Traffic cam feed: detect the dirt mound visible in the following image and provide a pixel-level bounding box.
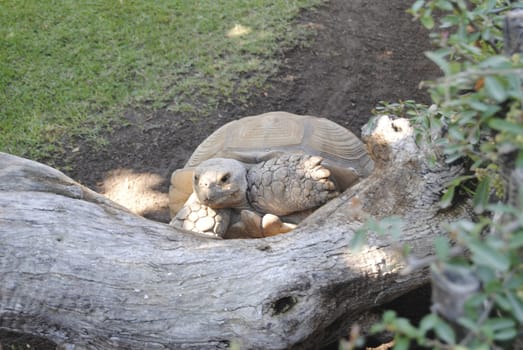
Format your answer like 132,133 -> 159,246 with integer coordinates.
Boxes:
65,0 -> 439,223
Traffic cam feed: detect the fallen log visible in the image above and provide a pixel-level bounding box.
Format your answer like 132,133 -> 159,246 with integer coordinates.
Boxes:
0,115 -> 471,349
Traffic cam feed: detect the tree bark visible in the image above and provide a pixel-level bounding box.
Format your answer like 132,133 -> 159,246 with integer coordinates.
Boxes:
0,116 -> 471,349
504,9 -> 523,55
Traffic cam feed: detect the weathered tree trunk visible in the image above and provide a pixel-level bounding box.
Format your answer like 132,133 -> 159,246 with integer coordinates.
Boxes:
504,9 -> 523,56
0,116 -> 471,349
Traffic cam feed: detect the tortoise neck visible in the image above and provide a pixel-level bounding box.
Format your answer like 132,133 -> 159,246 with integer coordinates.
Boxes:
235,170 -> 252,210
244,166 -> 263,213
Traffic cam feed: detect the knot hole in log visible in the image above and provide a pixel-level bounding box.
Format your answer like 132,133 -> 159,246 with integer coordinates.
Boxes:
271,296 -> 299,315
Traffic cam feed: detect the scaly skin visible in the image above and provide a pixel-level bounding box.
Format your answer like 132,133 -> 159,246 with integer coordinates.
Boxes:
170,155 -> 339,237
170,193 -> 231,237
247,154 -> 339,216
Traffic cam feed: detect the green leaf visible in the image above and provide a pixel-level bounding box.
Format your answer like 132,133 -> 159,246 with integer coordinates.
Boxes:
383,310 -> 397,323
471,126 -> 482,146
461,43 -> 482,55
435,0 -> 453,11
485,0 -> 497,11
425,51 -> 450,75
350,230 -> 367,251
468,99 -> 491,112
420,12 -> 435,29
517,151 -> 523,168
479,55 -> 509,69
448,125 -> 466,141
506,291 -> 523,323
508,74 -> 523,99
393,336 -> 410,350
429,114 -> 443,130
411,0 -> 425,13
509,232 -> 523,249
464,292 -> 488,317
434,319 -> 456,344
489,118 -> 523,135
457,316 -> 478,332
394,318 -> 419,338
465,291 -> 488,307
478,104 -> 502,118
441,14 -> 460,27
381,216 -> 403,240
506,275 -> 523,290
493,294 -> 511,311
484,76 -> 507,102
475,265 -> 495,283
454,346 -> 473,350
370,322 -> 386,334
457,110 -> 479,125
487,202 -> 519,215
444,152 -> 464,164
440,185 -> 455,209
482,26 -> 491,41
480,325 -> 495,342
434,236 -> 450,261
484,279 -> 503,293
485,318 -> 516,331
493,328 -> 517,341
473,177 -> 490,214
447,177 -> 472,188
419,314 -> 438,335
469,239 -> 510,272
470,344 -> 490,350
456,0 -> 466,11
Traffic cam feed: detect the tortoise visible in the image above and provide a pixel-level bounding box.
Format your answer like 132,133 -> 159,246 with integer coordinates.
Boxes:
168,111 -> 374,238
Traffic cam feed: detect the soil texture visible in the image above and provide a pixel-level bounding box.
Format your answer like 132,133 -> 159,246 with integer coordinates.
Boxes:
62,0 -> 440,223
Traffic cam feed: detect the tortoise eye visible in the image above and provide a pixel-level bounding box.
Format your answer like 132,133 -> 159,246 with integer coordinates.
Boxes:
193,174 -> 199,182
220,174 -> 230,183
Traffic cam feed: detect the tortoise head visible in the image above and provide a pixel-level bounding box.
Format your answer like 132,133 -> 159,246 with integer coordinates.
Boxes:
193,158 -> 248,209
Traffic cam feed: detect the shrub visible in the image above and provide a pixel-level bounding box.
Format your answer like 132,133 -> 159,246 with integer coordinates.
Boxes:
352,1 -> 523,349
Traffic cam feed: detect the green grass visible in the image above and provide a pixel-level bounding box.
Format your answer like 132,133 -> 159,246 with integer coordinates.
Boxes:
0,0 -> 321,160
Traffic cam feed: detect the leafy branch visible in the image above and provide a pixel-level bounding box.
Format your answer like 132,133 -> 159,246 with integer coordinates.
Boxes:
358,1 -> 523,349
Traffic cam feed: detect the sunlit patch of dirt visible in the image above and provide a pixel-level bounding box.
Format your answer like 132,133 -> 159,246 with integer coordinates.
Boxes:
100,169 -> 169,220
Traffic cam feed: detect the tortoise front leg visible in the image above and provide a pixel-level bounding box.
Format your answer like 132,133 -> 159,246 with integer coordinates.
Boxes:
169,193 -> 231,238
225,210 -> 296,239
247,154 -> 339,215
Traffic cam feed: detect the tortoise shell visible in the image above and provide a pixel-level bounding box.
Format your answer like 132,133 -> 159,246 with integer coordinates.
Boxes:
169,111 -> 374,217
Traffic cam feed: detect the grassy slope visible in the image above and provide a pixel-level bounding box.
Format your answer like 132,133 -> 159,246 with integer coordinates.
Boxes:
0,0 -> 321,160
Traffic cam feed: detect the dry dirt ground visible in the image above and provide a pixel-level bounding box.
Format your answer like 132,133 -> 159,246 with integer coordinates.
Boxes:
2,0 -> 441,348
63,0 -> 440,224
